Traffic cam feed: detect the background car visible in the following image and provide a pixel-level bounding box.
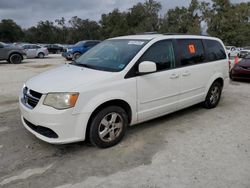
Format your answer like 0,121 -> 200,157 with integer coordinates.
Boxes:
44,44 -> 64,54
230,54 -> 250,80
21,44 -> 49,58
0,42 -> 26,64
226,46 -> 240,58
62,40 -> 100,60
239,47 -> 250,58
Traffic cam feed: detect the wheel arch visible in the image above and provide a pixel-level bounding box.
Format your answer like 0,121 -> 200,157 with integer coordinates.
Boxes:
85,99 -> 132,140
205,75 -> 224,96
8,52 -> 23,60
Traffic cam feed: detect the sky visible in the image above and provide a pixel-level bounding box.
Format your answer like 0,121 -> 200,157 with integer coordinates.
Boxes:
0,0 -> 248,28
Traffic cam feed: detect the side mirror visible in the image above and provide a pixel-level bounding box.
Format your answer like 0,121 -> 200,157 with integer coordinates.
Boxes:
138,61 -> 157,74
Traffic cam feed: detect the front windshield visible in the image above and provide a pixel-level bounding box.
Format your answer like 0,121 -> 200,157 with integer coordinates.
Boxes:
75,39 -> 148,72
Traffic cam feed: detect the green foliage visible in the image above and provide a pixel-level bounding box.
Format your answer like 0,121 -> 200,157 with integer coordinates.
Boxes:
0,0 -> 249,46
0,19 -> 24,42
160,0 -> 201,34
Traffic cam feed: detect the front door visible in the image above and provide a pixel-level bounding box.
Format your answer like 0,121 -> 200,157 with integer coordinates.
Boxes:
136,40 -> 180,122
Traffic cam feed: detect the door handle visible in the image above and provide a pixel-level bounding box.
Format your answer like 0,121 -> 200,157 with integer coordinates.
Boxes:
182,71 -> 191,77
170,73 -> 179,79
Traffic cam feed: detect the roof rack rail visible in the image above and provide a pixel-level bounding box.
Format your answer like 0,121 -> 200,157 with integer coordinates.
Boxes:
136,32 -> 159,35
163,32 -> 210,36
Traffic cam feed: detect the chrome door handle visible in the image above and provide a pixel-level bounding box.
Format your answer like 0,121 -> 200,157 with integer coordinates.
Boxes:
170,73 -> 179,79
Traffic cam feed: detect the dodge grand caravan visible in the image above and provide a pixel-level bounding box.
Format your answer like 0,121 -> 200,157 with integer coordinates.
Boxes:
19,34 -> 229,148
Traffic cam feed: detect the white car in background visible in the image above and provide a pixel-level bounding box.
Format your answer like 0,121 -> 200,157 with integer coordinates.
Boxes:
226,46 -> 239,58
21,44 -> 49,58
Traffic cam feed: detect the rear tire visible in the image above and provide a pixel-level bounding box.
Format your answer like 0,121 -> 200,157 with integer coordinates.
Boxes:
9,54 -> 22,64
203,82 -> 222,109
38,52 -> 45,58
89,106 -> 128,148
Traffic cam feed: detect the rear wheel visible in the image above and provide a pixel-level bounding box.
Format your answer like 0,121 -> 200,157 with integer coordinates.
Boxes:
203,82 -> 222,109
89,106 -> 128,148
38,52 -> 45,58
9,53 -> 22,64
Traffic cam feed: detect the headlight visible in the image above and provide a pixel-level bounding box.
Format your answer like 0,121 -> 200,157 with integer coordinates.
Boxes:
43,92 -> 79,110
67,49 -> 73,52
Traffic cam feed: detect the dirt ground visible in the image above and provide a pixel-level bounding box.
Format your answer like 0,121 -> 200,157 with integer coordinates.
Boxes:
0,55 -> 249,188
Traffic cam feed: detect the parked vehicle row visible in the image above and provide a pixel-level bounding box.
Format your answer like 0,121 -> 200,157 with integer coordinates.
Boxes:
226,46 -> 250,58
20,34 -> 229,148
21,44 -> 49,59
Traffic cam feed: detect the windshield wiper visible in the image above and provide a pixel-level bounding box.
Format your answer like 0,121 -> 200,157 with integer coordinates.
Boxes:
70,60 -> 94,69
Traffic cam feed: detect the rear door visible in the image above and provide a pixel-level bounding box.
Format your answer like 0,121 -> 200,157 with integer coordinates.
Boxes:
136,40 -> 181,122
176,39 -> 212,109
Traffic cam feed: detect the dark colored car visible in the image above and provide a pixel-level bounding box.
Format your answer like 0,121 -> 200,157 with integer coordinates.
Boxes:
62,40 -> 100,60
0,42 -> 26,64
230,54 -> 250,80
45,44 -> 64,54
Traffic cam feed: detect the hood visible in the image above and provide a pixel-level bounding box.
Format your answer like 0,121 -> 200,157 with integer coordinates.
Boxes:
25,64 -> 114,93
238,58 -> 250,67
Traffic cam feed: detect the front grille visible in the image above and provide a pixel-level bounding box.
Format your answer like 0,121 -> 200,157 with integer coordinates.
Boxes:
23,118 -> 58,138
23,87 -> 42,109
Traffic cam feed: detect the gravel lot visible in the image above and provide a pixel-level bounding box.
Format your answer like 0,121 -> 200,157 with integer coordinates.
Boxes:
0,55 -> 249,188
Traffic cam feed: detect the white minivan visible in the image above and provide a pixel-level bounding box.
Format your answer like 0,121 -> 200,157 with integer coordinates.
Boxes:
19,34 -> 229,148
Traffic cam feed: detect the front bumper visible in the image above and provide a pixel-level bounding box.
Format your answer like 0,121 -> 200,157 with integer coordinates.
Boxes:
230,68 -> 250,80
62,52 -> 73,59
19,96 -> 90,144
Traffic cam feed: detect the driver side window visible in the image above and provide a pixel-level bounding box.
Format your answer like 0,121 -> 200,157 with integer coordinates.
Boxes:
139,40 -> 175,71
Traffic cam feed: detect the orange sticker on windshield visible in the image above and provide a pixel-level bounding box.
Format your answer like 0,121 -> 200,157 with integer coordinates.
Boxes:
188,44 -> 196,54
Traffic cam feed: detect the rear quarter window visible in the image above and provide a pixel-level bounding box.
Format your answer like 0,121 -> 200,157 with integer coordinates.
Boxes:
203,39 -> 227,61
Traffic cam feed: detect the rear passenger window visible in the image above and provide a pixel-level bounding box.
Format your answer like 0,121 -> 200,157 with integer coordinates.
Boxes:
139,40 -> 175,71
177,39 -> 205,66
203,40 -> 226,61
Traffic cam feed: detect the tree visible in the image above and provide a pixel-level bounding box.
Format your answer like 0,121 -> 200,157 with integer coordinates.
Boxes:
127,0 -> 161,33
206,0 -> 250,46
100,9 -> 129,39
160,0 -> 201,34
0,19 -> 24,42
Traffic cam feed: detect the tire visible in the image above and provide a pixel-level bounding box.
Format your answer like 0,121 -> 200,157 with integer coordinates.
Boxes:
89,106 -> 128,148
203,81 -> 222,109
9,53 -> 22,64
73,52 -> 81,60
38,52 -> 45,58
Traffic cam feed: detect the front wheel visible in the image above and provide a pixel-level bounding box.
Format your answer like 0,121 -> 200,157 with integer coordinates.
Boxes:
89,106 -> 128,148
73,52 -> 81,60
203,82 -> 222,109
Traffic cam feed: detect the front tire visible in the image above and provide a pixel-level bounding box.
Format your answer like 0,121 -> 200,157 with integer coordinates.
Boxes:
9,53 -> 22,64
89,106 -> 128,148
73,52 -> 81,60
203,82 -> 222,109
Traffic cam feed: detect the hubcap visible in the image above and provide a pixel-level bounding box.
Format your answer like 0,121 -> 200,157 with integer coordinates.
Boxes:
11,55 -> 21,63
98,112 -> 123,142
210,86 -> 220,104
